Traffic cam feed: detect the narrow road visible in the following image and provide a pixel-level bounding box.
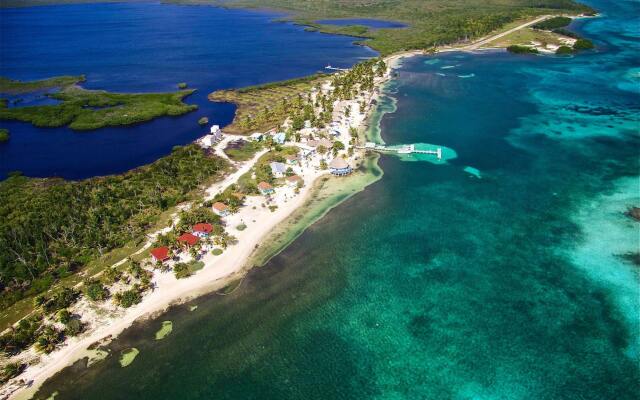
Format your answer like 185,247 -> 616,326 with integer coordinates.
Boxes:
465,15 -> 551,50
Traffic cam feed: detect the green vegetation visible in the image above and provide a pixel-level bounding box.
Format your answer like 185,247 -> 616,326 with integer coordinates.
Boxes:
0,75 -> 85,94
0,85 -> 198,130
0,128 -> 9,143
237,146 -> 299,193
155,321 -> 173,340
209,74 -> 327,134
35,325 -> 64,353
213,57 -> 384,139
532,16 -> 572,30
224,139 -> 264,161
119,347 -> 139,367
211,248 -> 223,256
83,279 -> 110,301
0,314 -> 43,355
173,0 -> 593,55
507,45 -> 539,54
556,45 -> 575,54
573,38 -> 594,50
173,260 -> 205,279
35,287 -> 79,314
0,145 -> 228,311
114,285 -> 143,308
1,362 -> 25,384
178,82 -> 188,89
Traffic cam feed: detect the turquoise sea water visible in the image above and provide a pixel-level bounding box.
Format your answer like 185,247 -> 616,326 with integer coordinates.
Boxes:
34,0 -> 639,398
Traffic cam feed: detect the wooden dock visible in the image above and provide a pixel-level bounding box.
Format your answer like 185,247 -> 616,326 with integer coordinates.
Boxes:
359,143 -> 442,160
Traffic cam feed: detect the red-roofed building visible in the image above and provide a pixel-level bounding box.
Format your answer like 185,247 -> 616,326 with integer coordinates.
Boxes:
212,202 -> 230,217
286,175 -> 303,188
257,181 -> 274,195
177,233 -> 199,248
150,246 -> 170,263
192,223 -> 213,238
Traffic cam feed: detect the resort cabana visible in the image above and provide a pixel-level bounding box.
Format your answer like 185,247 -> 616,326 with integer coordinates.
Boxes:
192,223 -> 213,238
272,132 -> 286,144
150,246 -> 170,263
329,157 -> 352,176
212,202 -> 230,217
257,181 -> 274,196
270,162 -> 287,178
286,175 -> 303,188
177,233 -> 199,249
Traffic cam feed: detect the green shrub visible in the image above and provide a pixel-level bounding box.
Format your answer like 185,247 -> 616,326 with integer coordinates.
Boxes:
507,45 -> 538,54
533,16 -> 572,30
114,286 -> 143,308
64,318 -> 84,336
556,45 -> 575,55
84,279 -> 109,301
573,38 -> 594,50
0,362 -> 25,384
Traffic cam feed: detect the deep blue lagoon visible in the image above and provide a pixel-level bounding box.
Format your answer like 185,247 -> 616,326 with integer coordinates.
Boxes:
30,0 -> 640,398
0,2 -> 375,179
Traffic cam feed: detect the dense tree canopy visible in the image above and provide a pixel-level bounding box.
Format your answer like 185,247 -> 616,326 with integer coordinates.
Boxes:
0,145 -> 228,309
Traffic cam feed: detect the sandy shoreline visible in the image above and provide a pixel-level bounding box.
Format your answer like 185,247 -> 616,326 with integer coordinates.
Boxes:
4,15 -> 553,397
3,55 -> 396,400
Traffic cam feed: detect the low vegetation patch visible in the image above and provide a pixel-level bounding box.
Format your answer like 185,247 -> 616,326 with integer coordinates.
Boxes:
224,139 -> 263,161
532,16 -> 572,30
0,84 -> 197,130
507,45 -> 539,54
0,75 -> 85,94
209,74 -> 328,134
173,261 -> 204,279
0,128 -> 9,143
556,45 -> 575,55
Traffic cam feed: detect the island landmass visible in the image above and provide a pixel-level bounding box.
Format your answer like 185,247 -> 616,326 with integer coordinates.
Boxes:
0,82 -> 198,130
0,3 -> 602,398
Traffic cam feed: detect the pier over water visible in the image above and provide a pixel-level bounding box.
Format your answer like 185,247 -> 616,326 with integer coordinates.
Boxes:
361,142 -> 443,160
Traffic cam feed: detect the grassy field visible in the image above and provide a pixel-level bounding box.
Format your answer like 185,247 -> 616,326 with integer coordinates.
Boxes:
209,74 -> 327,134
224,139 -> 264,161
0,85 -> 198,130
170,0 -> 594,55
0,75 -> 85,93
488,26 -> 569,47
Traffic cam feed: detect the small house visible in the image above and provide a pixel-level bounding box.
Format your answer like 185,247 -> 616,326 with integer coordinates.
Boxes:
177,233 -> 199,249
150,247 -> 170,263
210,124 -> 222,137
272,132 -> 286,145
212,202 -> 230,217
192,223 -> 213,238
270,162 -> 287,178
257,181 -> 274,195
286,175 -> 303,188
250,132 -> 263,142
329,157 -> 352,176
297,144 -> 316,159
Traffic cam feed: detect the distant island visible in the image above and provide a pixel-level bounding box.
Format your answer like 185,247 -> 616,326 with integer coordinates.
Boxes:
0,77 -> 198,130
